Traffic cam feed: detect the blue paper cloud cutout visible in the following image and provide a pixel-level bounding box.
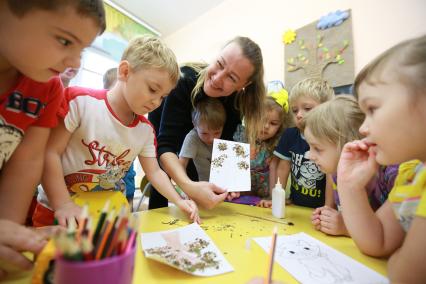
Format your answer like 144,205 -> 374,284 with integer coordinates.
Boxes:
317,10 -> 349,30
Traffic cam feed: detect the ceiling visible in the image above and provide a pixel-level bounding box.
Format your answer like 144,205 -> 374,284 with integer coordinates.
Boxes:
110,0 -> 225,37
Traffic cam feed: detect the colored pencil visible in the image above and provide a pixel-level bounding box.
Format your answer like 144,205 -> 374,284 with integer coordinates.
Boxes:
95,209 -> 116,260
264,226 -> 278,284
92,200 -> 110,245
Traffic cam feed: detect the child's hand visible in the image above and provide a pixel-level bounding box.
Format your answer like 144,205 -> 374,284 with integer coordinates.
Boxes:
175,199 -> 201,224
54,201 -> 82,227
337,140 -> 379,192
0,220 -> 47,279
257,199 -> 272,208
317,206 -> 348,236
311,207 -> 323,231
226,192 -> 240,201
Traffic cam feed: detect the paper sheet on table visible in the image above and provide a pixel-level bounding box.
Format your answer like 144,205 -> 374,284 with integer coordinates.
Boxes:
209,139 -> 251,192
254,232 -> 388,284
141,223 -> 234,276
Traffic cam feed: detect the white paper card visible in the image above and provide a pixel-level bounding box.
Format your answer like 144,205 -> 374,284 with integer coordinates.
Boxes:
254,232 -> 388,284
209,139 -> 251,192
141,223 -> 234,276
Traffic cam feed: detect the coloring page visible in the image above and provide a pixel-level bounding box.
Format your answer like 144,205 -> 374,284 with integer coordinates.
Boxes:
141,223 -> 234,276
209,139 -> 251,192
254,232 -> 388,284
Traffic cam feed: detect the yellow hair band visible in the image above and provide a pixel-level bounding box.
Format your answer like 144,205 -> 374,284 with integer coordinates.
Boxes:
269,89 -> 289,113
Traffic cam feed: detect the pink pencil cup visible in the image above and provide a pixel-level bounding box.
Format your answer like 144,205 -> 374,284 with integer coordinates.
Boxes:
54,246 -> 136,284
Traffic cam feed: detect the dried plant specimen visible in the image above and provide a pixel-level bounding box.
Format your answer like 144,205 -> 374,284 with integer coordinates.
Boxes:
145,237 -> 220,273
211,154 -> 227,169
237,161 -> 249,170
233,144 -> 248,158
217,142 -> 228,151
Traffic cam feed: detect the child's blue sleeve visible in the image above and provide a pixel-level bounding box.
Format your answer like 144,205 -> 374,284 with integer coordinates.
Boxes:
124,162 -> 136,198
273,128 -> 293,160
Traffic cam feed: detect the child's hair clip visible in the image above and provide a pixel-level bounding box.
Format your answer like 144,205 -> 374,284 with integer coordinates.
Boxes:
269,89 -> 289,113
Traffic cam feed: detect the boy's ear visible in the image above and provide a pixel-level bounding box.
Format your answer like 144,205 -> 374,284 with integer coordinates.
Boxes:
118,60 -> 130,82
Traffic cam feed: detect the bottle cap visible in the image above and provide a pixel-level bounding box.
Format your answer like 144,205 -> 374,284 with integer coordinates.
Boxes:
276,178 -> 282,188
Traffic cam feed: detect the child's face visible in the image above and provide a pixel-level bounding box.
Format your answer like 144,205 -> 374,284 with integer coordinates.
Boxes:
123,67 -> 175,115
258,109 -> 281,141
291,96 -> 321,129
0,6 -> 100,82
358,81 -> 426,164
304,127 -> 340,174
195,123 -> 223,145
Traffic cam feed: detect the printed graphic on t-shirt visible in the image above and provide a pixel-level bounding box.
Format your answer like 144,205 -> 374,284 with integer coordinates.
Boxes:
0,117 -> 23,168
64,139 -> 132,194
290,151 -> 324,199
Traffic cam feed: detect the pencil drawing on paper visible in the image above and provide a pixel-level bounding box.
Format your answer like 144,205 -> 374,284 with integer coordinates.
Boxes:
254,232 -> 389,284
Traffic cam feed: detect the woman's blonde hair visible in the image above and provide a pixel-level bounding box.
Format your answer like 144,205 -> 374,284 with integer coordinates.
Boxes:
121,35 -> 179,85
187,37 -> 266,144
304,95 -> 365,150
354,35 -> 426,98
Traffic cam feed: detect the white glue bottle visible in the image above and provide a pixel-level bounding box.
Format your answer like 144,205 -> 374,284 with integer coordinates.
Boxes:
272,178 -> 286,218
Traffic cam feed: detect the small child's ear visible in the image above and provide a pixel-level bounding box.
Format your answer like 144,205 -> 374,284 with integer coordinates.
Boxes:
118,60 -> 130,82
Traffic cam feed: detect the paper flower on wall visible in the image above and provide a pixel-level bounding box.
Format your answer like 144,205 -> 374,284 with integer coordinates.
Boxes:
317,10 -> 349,30
282,30 -> 296,45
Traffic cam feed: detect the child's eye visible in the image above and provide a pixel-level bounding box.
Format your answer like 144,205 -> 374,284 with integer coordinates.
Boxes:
366,106 -> 376,115
57,37 -> 72,47
304,107 -> 312,112
149,87 -> 157,93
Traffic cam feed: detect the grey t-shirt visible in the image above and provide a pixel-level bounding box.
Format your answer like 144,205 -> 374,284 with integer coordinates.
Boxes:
179,129 -> 212,181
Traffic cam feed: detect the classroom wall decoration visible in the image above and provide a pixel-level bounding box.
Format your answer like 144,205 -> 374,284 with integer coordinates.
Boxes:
91,3 -> 156,61
284,9 -> 354,89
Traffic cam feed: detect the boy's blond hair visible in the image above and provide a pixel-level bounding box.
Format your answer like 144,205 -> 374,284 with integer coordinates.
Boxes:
121,35 -> 179,85
103,67 -> 117,90
6,0 -> 106,33
304,95 -> 365,150
192,98 -> 226,130
289,77 -> 334,104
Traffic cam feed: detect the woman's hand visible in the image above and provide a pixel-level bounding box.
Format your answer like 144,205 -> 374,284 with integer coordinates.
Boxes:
175,199 -> 201,224
184,181 -> 228,209
226,192 -> 240,201
54,201 -> 82,227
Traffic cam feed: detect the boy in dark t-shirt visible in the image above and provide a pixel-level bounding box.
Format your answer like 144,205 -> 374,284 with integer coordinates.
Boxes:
272,78 -> 334,208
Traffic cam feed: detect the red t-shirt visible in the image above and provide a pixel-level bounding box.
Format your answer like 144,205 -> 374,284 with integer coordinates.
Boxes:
0,75 -> 63,168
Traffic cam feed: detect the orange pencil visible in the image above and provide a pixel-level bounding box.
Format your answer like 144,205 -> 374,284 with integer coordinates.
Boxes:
264,226 -> 278,284
105,207 -> 129,257
95,209 -> 116,260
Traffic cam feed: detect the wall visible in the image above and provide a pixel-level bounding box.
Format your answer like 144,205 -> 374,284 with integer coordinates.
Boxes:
164,0 -> 426,83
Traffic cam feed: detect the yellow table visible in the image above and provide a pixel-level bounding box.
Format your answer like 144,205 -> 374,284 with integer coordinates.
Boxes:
133,203 -> 387,283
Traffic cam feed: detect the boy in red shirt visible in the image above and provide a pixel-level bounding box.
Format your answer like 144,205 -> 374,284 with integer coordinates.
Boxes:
0,0 -> 105,278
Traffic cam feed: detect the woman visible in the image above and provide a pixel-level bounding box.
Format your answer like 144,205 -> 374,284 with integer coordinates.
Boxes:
149,36 -> 265,209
